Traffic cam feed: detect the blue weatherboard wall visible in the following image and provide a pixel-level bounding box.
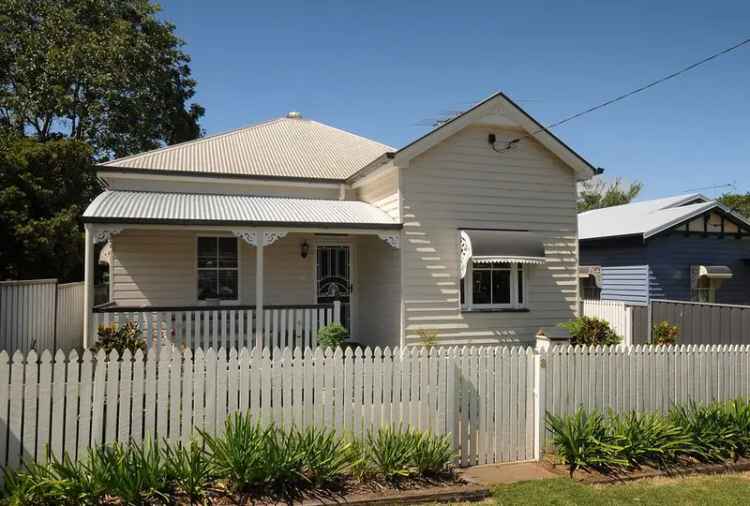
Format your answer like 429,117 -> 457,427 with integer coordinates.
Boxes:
581,234 -> 750,304
600,266 -> 650,305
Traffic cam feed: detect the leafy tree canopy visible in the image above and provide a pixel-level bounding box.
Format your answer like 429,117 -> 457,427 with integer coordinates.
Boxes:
0,0 -> 204,158
718,192 -> 750,220
0,133 -> 98,281
578,178 -> 643,212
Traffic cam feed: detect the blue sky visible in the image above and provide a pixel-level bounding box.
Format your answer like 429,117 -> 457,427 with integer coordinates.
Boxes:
159,1 -> 749,199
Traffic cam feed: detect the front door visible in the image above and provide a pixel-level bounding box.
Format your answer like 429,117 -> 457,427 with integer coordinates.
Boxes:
316,245 -> 352,332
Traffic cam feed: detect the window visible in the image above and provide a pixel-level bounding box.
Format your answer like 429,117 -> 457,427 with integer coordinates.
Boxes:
460,261 -> 526,309
197,237 -> 238,301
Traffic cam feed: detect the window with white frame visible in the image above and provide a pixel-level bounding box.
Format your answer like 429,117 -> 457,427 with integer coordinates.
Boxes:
460,261 -> 526,309
197,237 -> 239,301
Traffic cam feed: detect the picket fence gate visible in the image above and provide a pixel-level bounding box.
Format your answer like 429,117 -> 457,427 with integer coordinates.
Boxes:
0,345 -> 537,471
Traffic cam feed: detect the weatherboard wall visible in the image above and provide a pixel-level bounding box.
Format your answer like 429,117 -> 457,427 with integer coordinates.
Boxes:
400,125 -> 580,346
581,234 -> 750,304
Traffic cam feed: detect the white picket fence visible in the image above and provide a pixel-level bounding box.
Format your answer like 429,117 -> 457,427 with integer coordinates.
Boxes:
93,302 -> 341,352
0,279 -> 84,353
580,299 -> 633,345
4,344 -> 750,472
0,345 -> 536,471
543,344 -> 750,419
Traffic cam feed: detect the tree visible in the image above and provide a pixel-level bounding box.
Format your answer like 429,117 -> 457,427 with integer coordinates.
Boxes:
0,133 -> 98,281
718,192 -> 750,220
0,0 -> 204,158
0,0 -> 204,282
578,178 -> 643,212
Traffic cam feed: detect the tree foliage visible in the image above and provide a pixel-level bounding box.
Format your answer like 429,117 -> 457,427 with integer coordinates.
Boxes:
718,192 -> 750,220
0,133 -> 98,281
0,0 -> 204,158
0,0 -> 204,282
578,178 -> 643,212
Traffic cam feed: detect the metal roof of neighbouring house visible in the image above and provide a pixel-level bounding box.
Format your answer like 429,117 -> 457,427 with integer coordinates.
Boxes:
98,117 -> 394,180
578,193 -> 750,241
83,191 -> 401,229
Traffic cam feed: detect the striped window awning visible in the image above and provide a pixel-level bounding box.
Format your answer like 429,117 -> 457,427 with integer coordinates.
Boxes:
460,229 -> 546,278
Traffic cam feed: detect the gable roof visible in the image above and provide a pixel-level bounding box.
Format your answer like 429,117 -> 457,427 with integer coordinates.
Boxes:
578,193 -> 750,240
387,92 -> 597,181
99,117 -> 394,180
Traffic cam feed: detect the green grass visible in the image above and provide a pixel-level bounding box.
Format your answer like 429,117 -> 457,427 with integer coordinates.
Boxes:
488,474 -> 750,505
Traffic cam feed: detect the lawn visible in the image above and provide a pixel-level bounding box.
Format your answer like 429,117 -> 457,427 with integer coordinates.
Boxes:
444,473 -> 750,505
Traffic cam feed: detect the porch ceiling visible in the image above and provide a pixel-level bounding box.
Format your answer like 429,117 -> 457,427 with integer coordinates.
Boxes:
82,190 -> 401,229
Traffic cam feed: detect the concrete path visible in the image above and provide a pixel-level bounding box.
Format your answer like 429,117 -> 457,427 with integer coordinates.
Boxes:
460,462 -> 558,486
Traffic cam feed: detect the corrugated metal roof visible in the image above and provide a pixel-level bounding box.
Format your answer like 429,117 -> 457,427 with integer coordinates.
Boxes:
99,118 -> 394,180
83,191 -> 400,228
578,193 -> 726,240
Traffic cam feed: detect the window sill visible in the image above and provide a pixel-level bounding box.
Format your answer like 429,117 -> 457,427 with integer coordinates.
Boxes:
461,307 -> 530,314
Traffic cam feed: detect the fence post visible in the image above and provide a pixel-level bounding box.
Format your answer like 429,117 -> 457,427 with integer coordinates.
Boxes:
534,334 -> 549,461
333,301 -> 341,324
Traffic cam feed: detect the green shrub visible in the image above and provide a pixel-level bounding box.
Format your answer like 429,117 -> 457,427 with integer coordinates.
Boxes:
411,431 -> 456,476
364,426 -> 419,481
96,439 -> 171,505
317,323 -> 348,348
545,408 -> 627,477
92,321 -> 146,355
607,411 -> 692,469
416,329 -> 439,349
163,441 -> 213,504
290,425 -> 353,486
724,398 -> 750,459
669,402 -> 737,463
652,321 -> 679,345
560,316 -> 621,346
199,413 -> 272,494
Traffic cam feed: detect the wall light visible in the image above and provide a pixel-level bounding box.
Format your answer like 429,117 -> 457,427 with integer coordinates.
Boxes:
300,240 -> 310,259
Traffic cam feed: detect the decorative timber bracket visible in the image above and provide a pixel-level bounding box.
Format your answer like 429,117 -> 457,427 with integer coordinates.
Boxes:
91,225 -> 125,244
378,233 -> 400,249
232,229 -> 288,247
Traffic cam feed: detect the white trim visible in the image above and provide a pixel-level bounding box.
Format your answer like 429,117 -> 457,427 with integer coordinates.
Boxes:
92,223 -> 401,236
194,234 -> 241,305
461,261 -> 529,311
350,163 -> 397,189
473,256 -> 546,265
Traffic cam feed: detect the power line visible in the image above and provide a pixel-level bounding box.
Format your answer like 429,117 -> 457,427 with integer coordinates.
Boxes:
501,35 -> 750,150
682,183 -> 735,193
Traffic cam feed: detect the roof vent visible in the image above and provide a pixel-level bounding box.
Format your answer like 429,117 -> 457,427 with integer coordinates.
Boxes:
286,111 -> 302,119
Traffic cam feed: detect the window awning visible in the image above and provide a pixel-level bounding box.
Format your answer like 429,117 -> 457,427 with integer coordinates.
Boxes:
460,229 -> 546,278
698,265 -> 733,279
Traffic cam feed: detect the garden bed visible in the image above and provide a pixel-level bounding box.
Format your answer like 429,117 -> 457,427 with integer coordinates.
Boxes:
1,414 -> 466,506
544,397 -> 750,485
542,455 -> 750,484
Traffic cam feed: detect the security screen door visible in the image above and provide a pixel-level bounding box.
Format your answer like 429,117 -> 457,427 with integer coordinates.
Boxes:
316,245 -> 351,331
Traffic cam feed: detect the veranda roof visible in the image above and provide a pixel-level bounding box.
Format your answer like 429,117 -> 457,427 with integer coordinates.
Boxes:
83,191 -> 401,229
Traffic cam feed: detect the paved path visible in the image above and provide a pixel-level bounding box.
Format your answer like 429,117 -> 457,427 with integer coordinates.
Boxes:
460,462 -> 558,486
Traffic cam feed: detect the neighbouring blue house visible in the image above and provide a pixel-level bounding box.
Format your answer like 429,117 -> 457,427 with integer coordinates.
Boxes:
578,194 -> 750,305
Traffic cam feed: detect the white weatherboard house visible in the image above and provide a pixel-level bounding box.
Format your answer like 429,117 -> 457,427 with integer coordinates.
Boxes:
81,92 -> 597,350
